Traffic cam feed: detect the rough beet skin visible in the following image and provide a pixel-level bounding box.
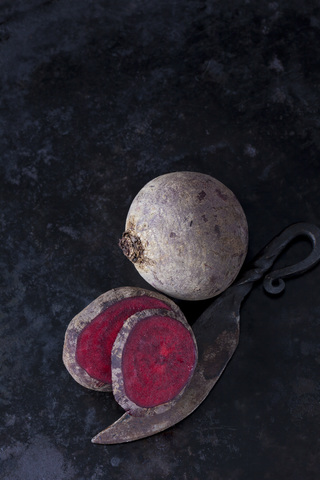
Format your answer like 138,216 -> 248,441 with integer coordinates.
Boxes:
111,309 -> 198,416
119,171 -> 249,300
62,287 -> 189,392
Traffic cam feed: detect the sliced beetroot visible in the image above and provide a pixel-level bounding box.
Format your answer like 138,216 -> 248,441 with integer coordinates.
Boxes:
112,309 -> 198,416
76,296 -> 171,384
62,287 -> 187,392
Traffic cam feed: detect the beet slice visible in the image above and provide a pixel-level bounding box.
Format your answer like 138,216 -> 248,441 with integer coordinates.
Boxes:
112,309 -> 198,416
75,296 -> 171,385
62,287 -> 187,392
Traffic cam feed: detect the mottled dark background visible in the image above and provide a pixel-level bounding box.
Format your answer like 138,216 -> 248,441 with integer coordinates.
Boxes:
1,1 -> 320,479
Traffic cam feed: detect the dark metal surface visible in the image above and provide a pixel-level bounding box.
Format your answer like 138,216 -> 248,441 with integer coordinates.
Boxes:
93,223 -> 320,444
1,1 -> 320,479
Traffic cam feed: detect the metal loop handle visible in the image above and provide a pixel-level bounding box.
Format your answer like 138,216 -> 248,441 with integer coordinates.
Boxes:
263,223 -> 320,294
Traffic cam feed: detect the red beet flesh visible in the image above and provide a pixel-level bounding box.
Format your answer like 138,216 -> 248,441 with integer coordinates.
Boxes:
76,296 -> 170,384
121,315 -> 197,408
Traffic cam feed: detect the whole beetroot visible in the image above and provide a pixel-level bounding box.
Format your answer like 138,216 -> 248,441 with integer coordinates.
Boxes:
119,171 -> 248,301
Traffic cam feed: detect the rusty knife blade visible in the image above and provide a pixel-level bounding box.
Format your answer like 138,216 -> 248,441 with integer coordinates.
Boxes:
91,288 -> 243,444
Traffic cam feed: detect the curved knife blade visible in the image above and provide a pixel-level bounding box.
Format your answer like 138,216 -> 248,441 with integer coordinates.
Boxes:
92,289 -> 242,444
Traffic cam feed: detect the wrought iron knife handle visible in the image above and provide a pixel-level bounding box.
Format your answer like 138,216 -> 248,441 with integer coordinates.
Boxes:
262,223 -> 320,294
235,222 -> 320,299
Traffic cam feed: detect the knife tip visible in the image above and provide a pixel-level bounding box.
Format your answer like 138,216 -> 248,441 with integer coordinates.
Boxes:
91,435 -> 100,444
